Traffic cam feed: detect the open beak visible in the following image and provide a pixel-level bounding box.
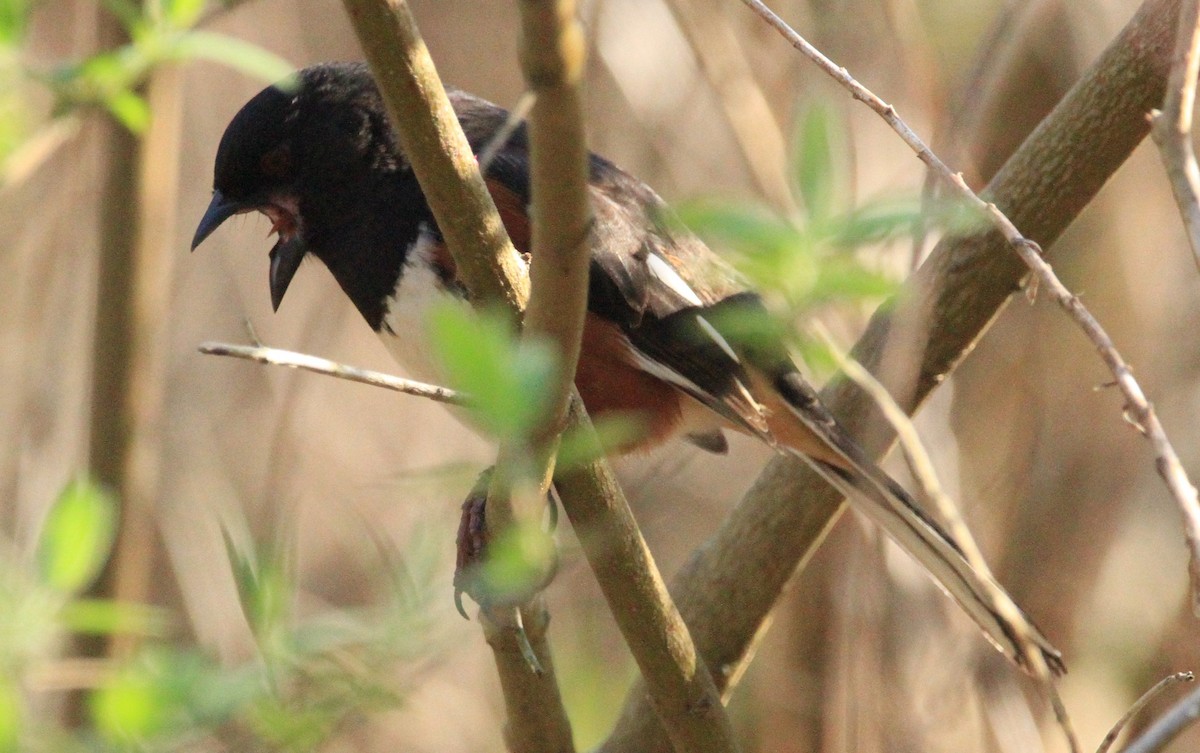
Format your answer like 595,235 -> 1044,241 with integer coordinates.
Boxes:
192,190 -> 307,312
191,190 -> 242,251
268,235 -> 306,312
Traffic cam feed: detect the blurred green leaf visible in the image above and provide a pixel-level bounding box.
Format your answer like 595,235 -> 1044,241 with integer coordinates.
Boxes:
0,679 -> 19,751
76,50 -> 129,91
102,88 -> 150,133
795,338 -> 839,376
250,697 -> 338,752
926,194 -> 988,236
808,256 -> 898,304
36,479 -> 117,595
0,0 -> 29,45
170,31 -> 295,86
793,99 -> 847,222
92,649 -> 262,745
429,304 -> 558,440
162,0 -> 204,29
477,523 -> 556,602
674,200 -> 820,300
674,200 -> 799,256
92,667 -> 161,742
556,414 -> 645,471
833,199 -> 922,248
220,525 -> 293,647
59,598 -> 170,637
101,0 -> 142,34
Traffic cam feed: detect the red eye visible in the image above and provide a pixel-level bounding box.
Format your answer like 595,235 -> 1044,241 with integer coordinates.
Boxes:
260,146 -> 291,177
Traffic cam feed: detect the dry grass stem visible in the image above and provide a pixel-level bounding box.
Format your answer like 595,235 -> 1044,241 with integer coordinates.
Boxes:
1120,675 -> 1200,753
811,322 -> 1080,753
197,342 -> 466,405
743,0 -> 1200,620
1099,671 -> 1194,753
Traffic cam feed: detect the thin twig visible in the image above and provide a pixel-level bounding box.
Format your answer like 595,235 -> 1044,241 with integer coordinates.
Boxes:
1120,676 -> 1200,753
197,342 -> 465,405
1150,0 -> 1200,270
812,322 -> 1080,753
1100,671 -> 1194,753
603,1 -> 1183,749
742,0 -> 1200,618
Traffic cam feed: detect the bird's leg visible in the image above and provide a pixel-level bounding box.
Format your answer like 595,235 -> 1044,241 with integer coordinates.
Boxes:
453,467 -> 559,619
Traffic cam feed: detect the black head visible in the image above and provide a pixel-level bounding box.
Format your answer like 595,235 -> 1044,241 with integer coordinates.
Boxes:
191,62 -> 410,313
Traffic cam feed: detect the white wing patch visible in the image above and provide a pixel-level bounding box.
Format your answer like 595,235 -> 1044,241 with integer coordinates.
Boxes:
695,314 -> 740,364
646,252 -> 703,307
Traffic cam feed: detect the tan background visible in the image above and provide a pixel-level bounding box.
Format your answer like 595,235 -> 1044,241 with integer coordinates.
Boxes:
4,0 -> 1199,750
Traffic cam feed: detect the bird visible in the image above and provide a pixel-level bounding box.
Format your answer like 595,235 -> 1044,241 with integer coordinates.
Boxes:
192,61 -> 1063,675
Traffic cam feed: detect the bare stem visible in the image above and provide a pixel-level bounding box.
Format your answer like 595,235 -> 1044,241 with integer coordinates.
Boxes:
1099,672 -> 1194,753
1119,675 -> 1200,753
1150,0 -> 1200,270
743,0 -> 1200,617
604,1 -> 1183,749
197,342 -> 465,405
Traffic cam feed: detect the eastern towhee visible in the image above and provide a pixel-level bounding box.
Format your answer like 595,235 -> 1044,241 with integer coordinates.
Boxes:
192,62 -> 1062,674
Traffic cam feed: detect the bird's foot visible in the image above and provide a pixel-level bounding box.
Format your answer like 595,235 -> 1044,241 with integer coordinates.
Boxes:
453,468 -> 558,618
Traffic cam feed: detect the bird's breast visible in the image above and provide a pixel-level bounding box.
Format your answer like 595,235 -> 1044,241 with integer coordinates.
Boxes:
378,233 -> 471,387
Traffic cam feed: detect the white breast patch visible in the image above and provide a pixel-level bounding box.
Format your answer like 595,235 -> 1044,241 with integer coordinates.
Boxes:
378,229 -> 470,386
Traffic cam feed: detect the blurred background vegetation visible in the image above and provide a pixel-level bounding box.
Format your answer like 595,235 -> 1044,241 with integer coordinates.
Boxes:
2,0 -> 1199,750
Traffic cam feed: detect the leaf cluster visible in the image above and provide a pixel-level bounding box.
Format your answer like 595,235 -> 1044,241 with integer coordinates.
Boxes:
0,0 -> 293,173
1,480 -> 447,752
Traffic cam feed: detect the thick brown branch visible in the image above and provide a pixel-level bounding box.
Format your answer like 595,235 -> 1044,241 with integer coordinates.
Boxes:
604,0 -> 1182,750
514,2 -> 738,750
338,2 -> 571,749
753,0 -> 1200,650
341,0 -> 528,310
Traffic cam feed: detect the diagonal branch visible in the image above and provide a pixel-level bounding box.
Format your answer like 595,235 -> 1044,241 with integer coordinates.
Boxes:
338,1 -> 571,750
339,1 -> 736,751
747,0 -> 1200,641
604,0 -> 1183,749
197,341 -> 466,405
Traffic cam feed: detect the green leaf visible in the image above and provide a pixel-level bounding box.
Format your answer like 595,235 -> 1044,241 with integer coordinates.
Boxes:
93,648 -> 265,745
808,256 -> 898,303
92,666 -> 162,742
36,479 -> 117,594
793,99 -> 848,222
162,0 -> 204,29
674,200 -> 821,298
0,680 -> 19,751
478,523 -> 556,602
59,598 -> 171,637
100,0 -> 143,35
77,51 -> 129,90
428,304 -> 558,440
555,415 -> 646,470
0,0 -> 29,45
169,31 -> 295,86
103,88 -> 151,133
674,200 -> 799,256
220,526 -> 292,643
795,337 -> 839,376
833,198 -> 922,248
